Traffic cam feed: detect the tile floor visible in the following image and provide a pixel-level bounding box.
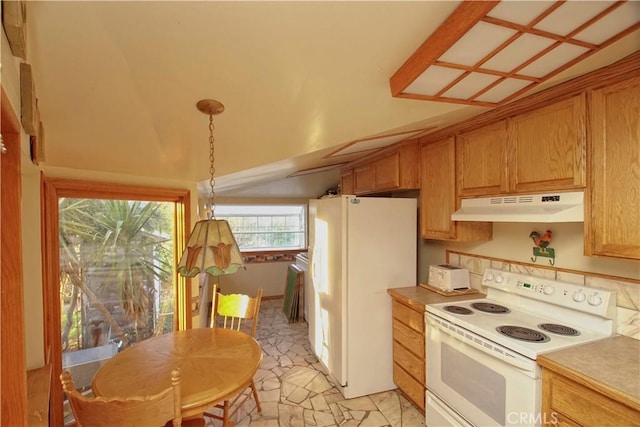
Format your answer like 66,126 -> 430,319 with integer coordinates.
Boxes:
203,298 -> 426,427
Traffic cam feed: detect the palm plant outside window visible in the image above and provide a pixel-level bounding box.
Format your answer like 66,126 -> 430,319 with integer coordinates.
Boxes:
59,198 -> 175,356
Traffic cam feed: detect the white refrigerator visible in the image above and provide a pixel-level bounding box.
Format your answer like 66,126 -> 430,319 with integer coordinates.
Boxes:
308,195 -> 417,399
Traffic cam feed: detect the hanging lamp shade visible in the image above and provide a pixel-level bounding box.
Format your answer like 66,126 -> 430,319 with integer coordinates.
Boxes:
177,218 -> 244,277
177,99 -> 244,278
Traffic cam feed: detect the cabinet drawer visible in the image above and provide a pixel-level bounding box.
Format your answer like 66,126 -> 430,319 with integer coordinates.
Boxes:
392,300 -> 424,333
545,371 -> 640,427
393,319 -> 424,358
393,362 -> 425,412
393,340 -> 424,384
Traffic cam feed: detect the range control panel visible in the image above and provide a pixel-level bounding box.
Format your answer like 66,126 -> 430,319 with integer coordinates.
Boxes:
482,269 -> 616,317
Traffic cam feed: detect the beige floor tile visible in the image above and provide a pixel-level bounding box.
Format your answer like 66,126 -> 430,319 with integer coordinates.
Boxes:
229,299 -> 424,426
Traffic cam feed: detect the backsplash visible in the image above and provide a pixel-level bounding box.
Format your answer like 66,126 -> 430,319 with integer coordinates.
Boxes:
446,250 -> 640,341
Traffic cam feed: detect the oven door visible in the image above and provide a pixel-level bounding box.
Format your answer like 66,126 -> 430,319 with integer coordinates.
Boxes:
426,314 -> 542,427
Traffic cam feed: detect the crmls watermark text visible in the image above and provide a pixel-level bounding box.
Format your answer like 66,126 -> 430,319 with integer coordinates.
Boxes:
507,411 -> 559,425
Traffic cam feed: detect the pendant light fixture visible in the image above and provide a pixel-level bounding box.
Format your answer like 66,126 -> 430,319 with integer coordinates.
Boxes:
177,99 -> 244,279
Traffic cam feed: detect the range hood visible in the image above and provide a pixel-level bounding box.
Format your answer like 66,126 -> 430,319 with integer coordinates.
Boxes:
451,192 -> 584,223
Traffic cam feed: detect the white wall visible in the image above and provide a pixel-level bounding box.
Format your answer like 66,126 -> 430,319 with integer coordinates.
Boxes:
218,262 -> 291,297
420,222 -> 640,283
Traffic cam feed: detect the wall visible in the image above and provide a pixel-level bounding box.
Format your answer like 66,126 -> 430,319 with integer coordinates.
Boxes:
419,222 -> 640,282
2,23 -> 46,370
3,12 -> 200,368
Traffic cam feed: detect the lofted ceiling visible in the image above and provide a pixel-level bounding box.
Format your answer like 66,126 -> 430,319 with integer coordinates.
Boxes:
14,1 -> 640,199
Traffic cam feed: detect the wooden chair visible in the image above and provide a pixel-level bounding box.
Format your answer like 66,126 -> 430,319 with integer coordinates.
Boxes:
61,369 -> 202,427
205,285 -> 263,426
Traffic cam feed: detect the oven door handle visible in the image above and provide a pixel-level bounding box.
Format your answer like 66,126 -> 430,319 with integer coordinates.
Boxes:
427,316 -> 538,377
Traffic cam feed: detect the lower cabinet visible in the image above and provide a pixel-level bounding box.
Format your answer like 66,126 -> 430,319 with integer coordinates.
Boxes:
541,368 -> 640,426
391,299 -> 425,412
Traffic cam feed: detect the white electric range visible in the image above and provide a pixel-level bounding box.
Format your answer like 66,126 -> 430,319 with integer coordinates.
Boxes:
425,268 -> 616,427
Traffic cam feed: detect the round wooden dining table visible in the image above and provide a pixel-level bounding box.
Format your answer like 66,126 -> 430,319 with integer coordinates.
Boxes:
92,328 -> 263,418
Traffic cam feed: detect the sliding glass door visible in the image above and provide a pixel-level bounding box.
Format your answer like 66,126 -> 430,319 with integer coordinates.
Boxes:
43,178 -> 191,426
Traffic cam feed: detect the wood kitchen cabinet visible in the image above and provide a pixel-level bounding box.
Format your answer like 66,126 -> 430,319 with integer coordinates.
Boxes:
344,140 -> 420,195
340,170 -> 354,195
538,336 -> 640,427
585,76 -> 640,260
457,120 -> 508,197
421,138 -> 492,241
457,95 -> 586,197
540,367 -> 640,427
391,298 -> 425,412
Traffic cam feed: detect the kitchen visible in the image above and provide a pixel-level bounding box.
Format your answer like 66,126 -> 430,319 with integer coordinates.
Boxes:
308,50 -> 640,425
2,1 -> 640,426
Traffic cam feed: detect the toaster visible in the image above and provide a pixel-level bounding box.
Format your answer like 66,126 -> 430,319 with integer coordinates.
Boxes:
428,264 -> 470,291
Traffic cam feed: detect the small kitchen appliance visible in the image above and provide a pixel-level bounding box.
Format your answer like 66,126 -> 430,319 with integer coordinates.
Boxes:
428,264 -> 470,291
425,268 -> 616,427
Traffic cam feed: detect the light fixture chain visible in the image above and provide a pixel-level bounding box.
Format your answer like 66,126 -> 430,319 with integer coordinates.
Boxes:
208,114 -> 216,219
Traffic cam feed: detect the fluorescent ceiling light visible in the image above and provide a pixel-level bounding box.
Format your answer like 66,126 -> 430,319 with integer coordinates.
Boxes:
390,1 -> 640,107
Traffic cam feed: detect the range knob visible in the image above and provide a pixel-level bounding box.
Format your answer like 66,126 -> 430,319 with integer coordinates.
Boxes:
494,275 -> 504,284
588,293 -> 603,306
572,290 -> 586,303
543,285 -> 555,295
485,272 -> 495,281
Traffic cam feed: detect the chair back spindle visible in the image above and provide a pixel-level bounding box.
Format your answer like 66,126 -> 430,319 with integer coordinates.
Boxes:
210,285 -> 263,337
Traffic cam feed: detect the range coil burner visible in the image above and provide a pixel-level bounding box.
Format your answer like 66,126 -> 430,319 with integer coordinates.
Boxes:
471,302 -> 510,314
496,325 -> 550,342
443,305 -> 473,315
538,323 -> 580,336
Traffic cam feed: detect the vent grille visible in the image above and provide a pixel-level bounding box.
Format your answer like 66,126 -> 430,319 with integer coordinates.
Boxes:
489,195 -> 536,205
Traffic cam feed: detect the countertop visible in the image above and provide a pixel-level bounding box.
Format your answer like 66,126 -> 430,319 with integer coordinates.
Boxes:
387,286 -> 485,310
537,335 -> 640,411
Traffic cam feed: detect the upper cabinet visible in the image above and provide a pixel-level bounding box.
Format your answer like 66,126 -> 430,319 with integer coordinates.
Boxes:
422,138 -> 492,241
508,94 -> 586,194
457,120 -> 508,197
340,170 -> 354,195
457,95 -> 586,197
343,140 -> 420,196
585,76 -> 640,260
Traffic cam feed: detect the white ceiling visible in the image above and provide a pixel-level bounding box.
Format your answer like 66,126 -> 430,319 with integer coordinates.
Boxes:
20,1 -> 640,198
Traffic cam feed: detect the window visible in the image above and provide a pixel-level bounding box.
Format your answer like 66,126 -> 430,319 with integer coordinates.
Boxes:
216,204 -> 307,251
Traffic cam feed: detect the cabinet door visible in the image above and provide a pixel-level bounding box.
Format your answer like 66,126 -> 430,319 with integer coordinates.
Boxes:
341,170 -> 354,195
457,121 -> 508,196
422,139 -> 492,241
508,94 -> 586,193
422,138 -> 457,239
374,152 -> 401,190
585,77 -> 640,260
353,165 -> 374,194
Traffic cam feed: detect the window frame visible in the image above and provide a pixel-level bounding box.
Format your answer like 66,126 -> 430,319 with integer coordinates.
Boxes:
215,203 -> 308,252
42,177 -> 192,426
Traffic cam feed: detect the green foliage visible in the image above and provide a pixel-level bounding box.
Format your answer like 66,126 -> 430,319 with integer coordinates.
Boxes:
59,198 -> 175,349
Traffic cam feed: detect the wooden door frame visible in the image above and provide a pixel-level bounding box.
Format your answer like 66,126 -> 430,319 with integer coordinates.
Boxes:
42,177 -> 192,426
1,87 -> 28,425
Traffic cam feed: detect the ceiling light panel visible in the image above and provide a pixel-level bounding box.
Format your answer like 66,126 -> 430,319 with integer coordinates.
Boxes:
573,2 -> 640,44
390,1 -> 639,107
438,22 -> 517,66
534,1 -> 616,36
487,1 -> 555,26
405,66 -> 465,96
483,33 -> 556,72
442,72 -> 501,100
475,78 -> 532,104
330,131 -> 424,157
519,43 -> 590,78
